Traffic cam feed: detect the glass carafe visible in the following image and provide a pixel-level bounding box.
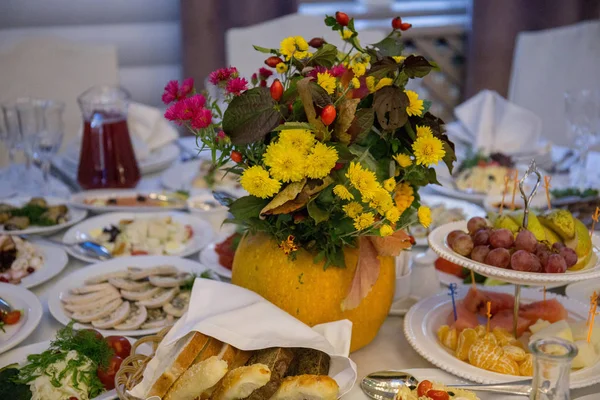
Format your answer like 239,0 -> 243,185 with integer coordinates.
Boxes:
77,85 -> 140,189
529,338 -> 578,400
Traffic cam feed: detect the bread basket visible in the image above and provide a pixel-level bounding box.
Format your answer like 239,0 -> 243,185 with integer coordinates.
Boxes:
115,326 -> 171,400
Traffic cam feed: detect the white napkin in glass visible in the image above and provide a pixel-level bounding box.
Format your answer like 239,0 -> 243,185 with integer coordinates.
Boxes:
446,90 -> 542,155
128,279 -> 357,399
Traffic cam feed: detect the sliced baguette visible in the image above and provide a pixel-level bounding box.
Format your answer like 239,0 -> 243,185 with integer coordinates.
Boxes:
210,364 -> 271,400
244,348 -> 294,400
146,332 -> 211,398
270,375 -> 339,400
200,347 -> 253,400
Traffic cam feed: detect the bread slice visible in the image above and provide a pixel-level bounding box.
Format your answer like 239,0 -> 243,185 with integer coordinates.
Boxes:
147,332 -> 211,398
164,355 -> 229,400
270,375 -> 339,400
210,364 -> 271,400
244,348 -> 294,400
200,347 -> 254,400
287,349 -> 330,376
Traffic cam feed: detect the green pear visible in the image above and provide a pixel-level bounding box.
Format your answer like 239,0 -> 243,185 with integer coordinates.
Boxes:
543,225 -> 562,245
539,209 -> 575,240
565,218 -> 593,271
493,214 -> 520,234
507,210 -> 546,241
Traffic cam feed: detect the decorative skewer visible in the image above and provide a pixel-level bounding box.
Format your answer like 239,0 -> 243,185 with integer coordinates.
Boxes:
588,291 -> 598,343
470,270 -> 476,291
510,170 -> 519,210
486,301 -> 492,333
448,283 -> 458,322
587,291 -> 598,327
543,176 -> 552,210
500,174 -> 510,215
590,207 -> 600,239
543,286 -> 546,302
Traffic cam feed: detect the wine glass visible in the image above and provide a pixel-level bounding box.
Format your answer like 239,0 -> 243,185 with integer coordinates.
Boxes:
564,88 -> 600,189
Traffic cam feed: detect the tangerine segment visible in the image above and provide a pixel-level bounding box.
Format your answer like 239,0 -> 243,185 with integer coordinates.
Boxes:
455,328 -> 478,361
474,325 -> 486,337
502,345 -> 527,363
437,325 -> 450,343
493,327 -> 516,346
443,327 -> 458,351
519,354 -> 533,376
490,355 -> 520,375
468,338 -> 503,370
482,332 -> 498,345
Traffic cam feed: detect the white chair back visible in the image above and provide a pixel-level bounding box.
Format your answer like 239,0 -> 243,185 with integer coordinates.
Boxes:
508,21 -> 600,147
226,13 -> 387,80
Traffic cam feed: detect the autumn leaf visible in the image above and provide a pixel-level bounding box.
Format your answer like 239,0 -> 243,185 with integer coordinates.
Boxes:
260,179 -> 306,216
333,98 -> 360,144
369,229 -> 412,256
297,78 -> 329,140
341,236 -> 380,311
373,86 -> 409,131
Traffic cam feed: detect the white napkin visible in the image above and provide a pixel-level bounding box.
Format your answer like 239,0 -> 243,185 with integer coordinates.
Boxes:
446,90 -> 542,155
129,279 -> 357,399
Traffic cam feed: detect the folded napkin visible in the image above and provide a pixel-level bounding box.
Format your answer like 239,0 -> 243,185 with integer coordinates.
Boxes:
129,279 -> 357,399
446,90 -> 542,155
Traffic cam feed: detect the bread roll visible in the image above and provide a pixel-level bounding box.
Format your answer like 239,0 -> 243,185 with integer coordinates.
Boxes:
164,356 -> 229,400
270,375 -> 339,400
244,348 -> 294,400
210,364 -> 271,400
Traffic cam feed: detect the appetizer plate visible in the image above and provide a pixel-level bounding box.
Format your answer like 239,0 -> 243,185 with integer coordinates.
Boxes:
48,256 -> 219,337
199,243 -> 233,279
428,221 -> 600,286
565,279 -> 600,305
20,242 -> 68,289
404,287 -> 600,388
0,283 -> 42,354
0,196 -> 87,236
412,195 -> 486,247
70,189 -> 188,213
160,159 -> 247,197
62,211 -> 214,263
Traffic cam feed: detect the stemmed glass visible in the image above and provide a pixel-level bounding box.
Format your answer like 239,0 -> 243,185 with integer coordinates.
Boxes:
564,89 -> 600,190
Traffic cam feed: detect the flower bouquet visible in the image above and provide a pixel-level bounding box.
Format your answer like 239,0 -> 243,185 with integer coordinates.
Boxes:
162,12 -> 455,350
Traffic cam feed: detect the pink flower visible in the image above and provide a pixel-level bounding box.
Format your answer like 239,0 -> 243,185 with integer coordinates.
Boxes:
179,78 -> 194,98
260,80 -> 267,87
164,100 -> 189,124
226,77 -> 248,96
251,73 -> 258,85
184,94 -> 206,110
258,67 -> 273,79
162,80 -> 179,104
227,66 -> 239,79
307,66 -> 327,79
208,66 -> 239,85
191,108 -> 212,129
216,130 -> 227,142
330,65 -> 346,77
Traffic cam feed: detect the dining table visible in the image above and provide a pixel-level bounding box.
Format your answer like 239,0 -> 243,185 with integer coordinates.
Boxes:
15,137 -> 600,400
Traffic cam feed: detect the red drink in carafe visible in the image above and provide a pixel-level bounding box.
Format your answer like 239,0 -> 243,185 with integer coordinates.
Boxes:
77,112 -> 140,189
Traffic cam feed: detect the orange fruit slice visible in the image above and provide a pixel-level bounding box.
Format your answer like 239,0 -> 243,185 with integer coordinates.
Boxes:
468,338 -> 503,369
455,328 -> 478,361
437,325 -> 450,343
474,325 -> 486,337
490,355 -> 520,375
519,354 -> 533,376
502,345 -> 527,363
443,327 -> 458,351
493,327 -> 516,346
482,332 -> 498,345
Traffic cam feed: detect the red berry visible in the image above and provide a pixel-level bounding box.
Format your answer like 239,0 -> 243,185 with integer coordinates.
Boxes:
321,104 -> 337,126
400,22 -> 412,31
333,162 -> 344,170
392,17 -> 402,30
270,79 -> 283,102
409,235 -> 416,245
230,150 -> 243,163
265,56 -> 283,68
335,11 -> 350,27
293,213 -> 306,223
0,277 -> 8,283
308,37 -> 325,48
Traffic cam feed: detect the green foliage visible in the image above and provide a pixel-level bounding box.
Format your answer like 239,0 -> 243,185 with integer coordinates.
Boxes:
252,45 -> 280,55
308,43 -> 338,68
402,55 -> 437,78
368,57 -> 399,79
373,86 -> 409,131
229,196 -> 270,221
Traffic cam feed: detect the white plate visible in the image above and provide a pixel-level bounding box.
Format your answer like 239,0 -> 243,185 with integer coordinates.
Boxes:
70,189 -> 188,213
48,255 -> 218,336
565,279 -> 600,305
19,242 -> 68,289
62,211 -> 214,263
199,243 -> 233,279
412,194 -> 486,247
63,142 -> 180,176
160,159 -> 246,197
0,283 -> 42,354
404,287 -> 600,388
428,221 -> 600,286
0,196 -> 87,236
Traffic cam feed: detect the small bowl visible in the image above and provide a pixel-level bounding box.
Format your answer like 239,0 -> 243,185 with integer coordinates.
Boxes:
394,252 -> 412,302
187,192 -> 229,233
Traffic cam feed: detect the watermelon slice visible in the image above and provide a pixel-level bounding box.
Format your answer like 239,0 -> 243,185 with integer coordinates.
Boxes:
519,299 -> 568,323
463,287 -> 515,316
490,309 -> 533,337
447,301 -> 479,332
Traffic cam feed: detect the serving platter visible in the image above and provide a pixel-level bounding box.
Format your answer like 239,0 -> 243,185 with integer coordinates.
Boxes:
404,287 -> 600,388
0,283 -> 43,354
428,221 -> 600,286
70,189 -> 188,213
565,279 -> 600,305
199,242 -> 233,279
19,242 -> 68,289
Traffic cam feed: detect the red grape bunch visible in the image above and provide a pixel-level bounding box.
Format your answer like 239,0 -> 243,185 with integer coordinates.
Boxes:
447,217 -> 577,274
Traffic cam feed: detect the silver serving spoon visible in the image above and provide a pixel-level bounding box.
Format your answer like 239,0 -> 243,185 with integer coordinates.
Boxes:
21,235 -> 112,261
361,371 -> 532,398
0,297 -> 12,314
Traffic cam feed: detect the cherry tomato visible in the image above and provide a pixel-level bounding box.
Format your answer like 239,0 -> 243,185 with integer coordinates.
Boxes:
270,79 -> 283,102
392,16 -> 402,30
97,355 -> 123,390
77,328 -> 103,341
427,390 -> 450,400
105,336 -> 132,359
416,380 -> 433,397
2,311 -> 21,325
264,56 -> 284,68
335,11 -> 349,27
321,104 -> 337,126
130,250 -> 149,256
185,224 -> 194,240
231,150 -> 243,163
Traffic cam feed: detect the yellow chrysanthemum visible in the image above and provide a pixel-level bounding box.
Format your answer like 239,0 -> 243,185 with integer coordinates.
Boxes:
394,182 -> 414,214
365,76 -> 376,93
264,142 -> 306,182
350,62 -> 367,78
416,125 -> 433,138
375,77 -> 393,91
351,77 -> 361,89
412,135 -> 446,166
392,56 -> 406,63
305,142 -> 338,179
368,188 -> 394,214
385,207 -> 400,224
317,72 -> 336,95
333,185 -> 353,200
353,212 -> 375,230
343,202 -> 363,218
380,224 -> 394,237
340,29 -> 353,40
280,36 -> 309,60
393,153 -> 413,168
276,62 -> 288,74
346,162 -> 379,199
278,129 -> 315,154
383,177 -> 396,192
240,166 -> 281,199
405,90 -> 424,117
418,205 -> 432,228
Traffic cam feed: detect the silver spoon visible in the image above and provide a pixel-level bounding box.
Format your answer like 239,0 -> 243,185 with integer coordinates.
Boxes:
20,235 -> 112,261
361,370 -> 532,398
0,297 -> 12,314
